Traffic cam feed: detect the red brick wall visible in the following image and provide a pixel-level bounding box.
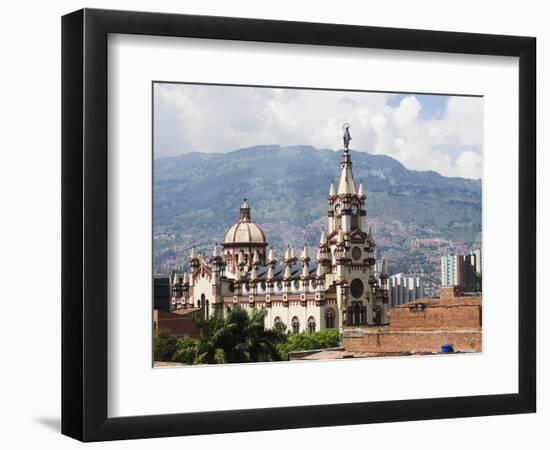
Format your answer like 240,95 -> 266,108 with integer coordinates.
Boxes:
388,303 -> 481,330
343,329 -> 481,353
343,293 -> 482,354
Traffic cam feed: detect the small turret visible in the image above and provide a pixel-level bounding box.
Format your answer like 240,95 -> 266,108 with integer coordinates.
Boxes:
268,246 -> 276,264
252,249 -> 260,267
189,247 -> 200,270
301,243 -> 310,262
328,181 -> 336,197
319,229 -> 328,246
284,264 -> 292,279
358,181 -> 366,198
284,245 -> 291,262
267,265 -> 275,279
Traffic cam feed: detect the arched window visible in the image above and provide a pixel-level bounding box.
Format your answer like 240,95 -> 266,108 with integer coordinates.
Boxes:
348,303 -> 362,325
307,316 -> 316,333
274,316 -> 282,327
325,308 -> 335,328
291,316 -> 300,333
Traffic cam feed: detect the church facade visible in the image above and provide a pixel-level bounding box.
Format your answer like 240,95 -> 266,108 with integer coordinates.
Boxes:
169,125 -> 390,333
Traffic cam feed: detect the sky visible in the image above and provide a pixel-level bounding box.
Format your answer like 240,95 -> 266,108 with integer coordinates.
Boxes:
154,83 -> 483,180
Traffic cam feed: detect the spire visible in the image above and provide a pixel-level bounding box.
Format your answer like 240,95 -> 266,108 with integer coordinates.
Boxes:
290,244 -> 296,260
358,181 -> 366,197
319,229 -> 327,246
190,247 -> 197,259
267,265 -> 274,279
284,245 -> 290,262
268,246 -> 275,263
252,249 -> 260,266
329,181 -> 336,197
302,263 -> 309,278
301,243 -> 309,261
250,266 -> 258,280
172,272 -> 179,285
337,124 -> 357,195
337,155 -> 357,194
212,243 -> 220,258
239,196 -> 251,222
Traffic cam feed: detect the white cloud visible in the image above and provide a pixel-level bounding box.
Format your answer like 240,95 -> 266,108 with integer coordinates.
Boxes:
154,84 -> 483,179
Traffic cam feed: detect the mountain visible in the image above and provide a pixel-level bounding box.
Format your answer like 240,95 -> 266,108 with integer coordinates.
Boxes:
153,145 -> 481,290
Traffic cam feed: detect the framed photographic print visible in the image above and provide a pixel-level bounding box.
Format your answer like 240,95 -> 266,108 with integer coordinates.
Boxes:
62,8 -> 536,442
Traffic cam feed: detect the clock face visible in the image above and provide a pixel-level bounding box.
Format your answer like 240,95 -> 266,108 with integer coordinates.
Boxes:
352,247 -> 362,260
335,204 -> 342,216
351,204 -> 359,216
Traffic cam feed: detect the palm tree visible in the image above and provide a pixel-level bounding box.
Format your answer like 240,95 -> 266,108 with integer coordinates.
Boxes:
191,305 -> 286,364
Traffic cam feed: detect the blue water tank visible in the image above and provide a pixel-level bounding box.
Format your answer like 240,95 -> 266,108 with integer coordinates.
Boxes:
441,343 -> 454,353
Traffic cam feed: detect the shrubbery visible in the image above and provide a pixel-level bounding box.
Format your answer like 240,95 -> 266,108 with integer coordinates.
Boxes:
276,329 -> 341,360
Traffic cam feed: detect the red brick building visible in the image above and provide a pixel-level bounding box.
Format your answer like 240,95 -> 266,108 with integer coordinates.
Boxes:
342,286 -> 482,354
153,308 -> 200,338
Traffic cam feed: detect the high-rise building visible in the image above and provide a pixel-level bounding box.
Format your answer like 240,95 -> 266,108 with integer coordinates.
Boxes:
473,248 -> 482,275
441,252 -> 478,290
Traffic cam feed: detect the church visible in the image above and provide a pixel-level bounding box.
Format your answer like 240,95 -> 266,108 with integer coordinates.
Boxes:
169,125 -> 390,333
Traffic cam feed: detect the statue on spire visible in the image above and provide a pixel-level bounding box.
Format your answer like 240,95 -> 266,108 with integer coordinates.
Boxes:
343,123 -> 352,151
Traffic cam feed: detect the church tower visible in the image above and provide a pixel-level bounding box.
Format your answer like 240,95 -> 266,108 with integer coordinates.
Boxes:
328,124 -> 367,234
325,124 -> 389,327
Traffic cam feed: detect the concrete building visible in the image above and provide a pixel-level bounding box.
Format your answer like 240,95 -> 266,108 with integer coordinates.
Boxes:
473,248 -> 482,275
441,252 -> 478,290
167,125 -> 390,332
388,273 -> 425,306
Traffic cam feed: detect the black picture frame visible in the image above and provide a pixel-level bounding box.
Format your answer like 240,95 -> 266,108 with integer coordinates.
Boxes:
62,8 -> 536,442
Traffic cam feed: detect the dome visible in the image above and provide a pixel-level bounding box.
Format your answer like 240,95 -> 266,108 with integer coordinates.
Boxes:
223,197 -> 267,245
224,221 -> 266,244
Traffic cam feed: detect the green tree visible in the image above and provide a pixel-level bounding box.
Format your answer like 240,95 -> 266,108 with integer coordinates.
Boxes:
277,329 -> 341,360
172,336 -> 198,364
154,329 -> 178,362
190,305 -> 287,364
